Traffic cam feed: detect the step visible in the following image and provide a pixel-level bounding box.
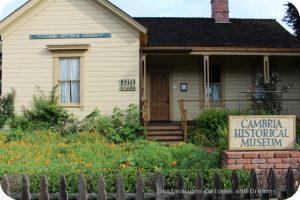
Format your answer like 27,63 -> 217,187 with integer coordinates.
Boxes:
147,135 -> 184,141
147,130 -> 183,135
147,125 -> 182,131
161,141 -> 183,145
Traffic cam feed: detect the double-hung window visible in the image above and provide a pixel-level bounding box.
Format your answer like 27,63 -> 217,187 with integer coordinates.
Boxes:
47,44 -> 90,108
59,58 -> 80,104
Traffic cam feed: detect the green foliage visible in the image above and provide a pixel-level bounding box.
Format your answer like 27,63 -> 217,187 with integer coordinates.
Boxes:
249,72 -> 294,115
188,108 -> 267,149
188,108 -> 238,149
10,87 -> 74,132
283,2 -> 300,39
0,131 -> 236,194
0,90 -> 15,128
106,104 -> 145,143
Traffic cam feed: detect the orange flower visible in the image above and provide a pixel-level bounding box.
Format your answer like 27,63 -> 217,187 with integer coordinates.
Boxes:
170,161 -> 177,166
86,162 -> 93,167
44,160 -> 49,166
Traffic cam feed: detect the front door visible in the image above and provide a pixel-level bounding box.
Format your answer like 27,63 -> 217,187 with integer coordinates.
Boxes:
150,73 -> 170,121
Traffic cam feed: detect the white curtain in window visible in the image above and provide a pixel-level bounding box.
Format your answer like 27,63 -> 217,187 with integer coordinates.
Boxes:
60,58 -> 80,104
70,58 -> 80,103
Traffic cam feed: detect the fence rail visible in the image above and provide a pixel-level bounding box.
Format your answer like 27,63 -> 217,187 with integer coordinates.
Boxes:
1,168 -> 298,200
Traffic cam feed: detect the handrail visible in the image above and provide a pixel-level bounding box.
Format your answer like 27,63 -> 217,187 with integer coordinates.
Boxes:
178,99 -> 188,142
142,100 -> 149,130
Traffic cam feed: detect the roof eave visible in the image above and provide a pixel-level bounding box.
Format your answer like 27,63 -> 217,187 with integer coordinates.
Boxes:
141,46 -> 300,55
93,0 -> 147,34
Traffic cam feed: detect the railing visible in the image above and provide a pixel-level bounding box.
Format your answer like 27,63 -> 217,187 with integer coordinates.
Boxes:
239,91 -> 285,114
1,168 -> 298,200
142,100 -> 149,130
178,99 -> 188,141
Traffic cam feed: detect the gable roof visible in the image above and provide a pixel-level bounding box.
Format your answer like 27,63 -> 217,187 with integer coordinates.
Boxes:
0,0 -> 147,34
134,17 -> 300,49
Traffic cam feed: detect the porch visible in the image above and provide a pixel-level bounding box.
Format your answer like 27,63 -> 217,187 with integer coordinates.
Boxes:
140,53 -> 300,143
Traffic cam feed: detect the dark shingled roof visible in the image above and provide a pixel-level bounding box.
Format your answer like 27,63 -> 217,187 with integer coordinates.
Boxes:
134,17 -> 300,48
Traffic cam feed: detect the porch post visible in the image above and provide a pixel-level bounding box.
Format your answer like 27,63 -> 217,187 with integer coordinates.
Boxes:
141,54 -> 149,129
141,55 -> 147,100
204,55 -> 210,107
263,56 -> 270,83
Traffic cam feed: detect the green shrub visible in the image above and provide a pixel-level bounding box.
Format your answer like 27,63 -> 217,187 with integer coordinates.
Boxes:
105,104 -> 145,143
189,108 -> 269,150
0,90 -> 15,128
188,108 -> 236,148
10,87 -> 74,132
248,72 -> 294,114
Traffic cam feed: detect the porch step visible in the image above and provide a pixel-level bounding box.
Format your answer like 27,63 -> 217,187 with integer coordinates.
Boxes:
147,125 -> 182,131
146,123 -> 184,143
147,135 -> 184,141
147,130 -> 183,135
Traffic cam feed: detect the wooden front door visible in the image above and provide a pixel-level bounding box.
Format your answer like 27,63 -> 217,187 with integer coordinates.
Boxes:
150,73 -> 170,121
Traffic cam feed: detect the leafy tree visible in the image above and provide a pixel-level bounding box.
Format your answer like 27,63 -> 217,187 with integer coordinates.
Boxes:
283,2 -> 300,39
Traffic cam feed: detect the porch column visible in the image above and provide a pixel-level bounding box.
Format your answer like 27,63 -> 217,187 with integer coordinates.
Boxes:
141,55 -> 147,100
263,56 -> 270,83
204,55 -> 210,107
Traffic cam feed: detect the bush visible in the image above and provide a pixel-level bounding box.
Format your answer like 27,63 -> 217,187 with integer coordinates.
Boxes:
189,108 -> 269,150
105,104 -> 145,143
10,87 -> 74,132
188,108 -> 237,149
0,90 -> 15,128
248,72 -> 294,114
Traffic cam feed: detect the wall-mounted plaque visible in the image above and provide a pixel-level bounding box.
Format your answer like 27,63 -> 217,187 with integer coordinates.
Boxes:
29,33 -> 111,40
180,83 -> 188,92
120,79 -> 136,91
229,115 -> 296,150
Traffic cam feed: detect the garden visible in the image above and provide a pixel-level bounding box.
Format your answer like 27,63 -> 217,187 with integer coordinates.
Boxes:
0,75 -> 299,194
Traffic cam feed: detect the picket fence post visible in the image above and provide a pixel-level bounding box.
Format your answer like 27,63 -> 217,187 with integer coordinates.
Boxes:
20,175 -> 31,200
195,172 -> 204,200
285,167 -> 296,199
1,174 -> 10,196
59,175 -> 68,200
77,173 -> 87,200
39,175 -> 49,200
136,174 -> 144,200
97,174 -> 107,200
116,174 -> 126,200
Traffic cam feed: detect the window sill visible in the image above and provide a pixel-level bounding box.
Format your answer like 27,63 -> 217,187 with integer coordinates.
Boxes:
61,103 -> 83,108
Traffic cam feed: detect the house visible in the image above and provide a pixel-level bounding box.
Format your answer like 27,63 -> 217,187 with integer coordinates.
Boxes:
0,0 -> 299,142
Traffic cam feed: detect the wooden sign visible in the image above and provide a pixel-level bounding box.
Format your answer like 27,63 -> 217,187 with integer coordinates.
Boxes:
229,115 -> 296,150
119,79 -> 136,91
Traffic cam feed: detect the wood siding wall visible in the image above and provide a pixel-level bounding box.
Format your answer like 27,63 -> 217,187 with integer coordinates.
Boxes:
1,0 -> 140,118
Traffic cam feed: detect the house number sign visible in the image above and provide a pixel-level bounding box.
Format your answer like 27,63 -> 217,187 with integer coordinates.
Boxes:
120,79 -> 136,91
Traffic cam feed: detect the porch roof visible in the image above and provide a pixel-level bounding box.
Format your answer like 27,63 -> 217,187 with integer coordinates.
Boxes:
134,18 -> 300,49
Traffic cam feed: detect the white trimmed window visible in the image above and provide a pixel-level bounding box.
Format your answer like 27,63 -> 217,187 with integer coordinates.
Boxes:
59,58 -> 80,104
47,44 -> 90,108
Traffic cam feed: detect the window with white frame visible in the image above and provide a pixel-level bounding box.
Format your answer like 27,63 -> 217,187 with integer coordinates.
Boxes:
59,57 -> 80,104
